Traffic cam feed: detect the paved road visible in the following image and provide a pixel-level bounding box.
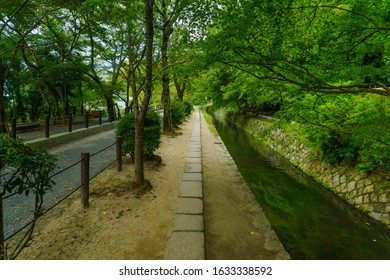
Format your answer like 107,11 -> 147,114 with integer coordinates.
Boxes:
3,129 -> 117,239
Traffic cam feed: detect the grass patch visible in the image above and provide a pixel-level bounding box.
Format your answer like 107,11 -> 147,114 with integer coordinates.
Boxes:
201,109 -> 219,136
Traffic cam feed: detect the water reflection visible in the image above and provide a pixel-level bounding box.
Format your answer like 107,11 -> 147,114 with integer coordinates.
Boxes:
212,114 -> 390,260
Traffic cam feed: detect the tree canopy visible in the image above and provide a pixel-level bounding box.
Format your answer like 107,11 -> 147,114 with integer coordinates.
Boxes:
1,0 -> 389,174
195,0 -> 390,173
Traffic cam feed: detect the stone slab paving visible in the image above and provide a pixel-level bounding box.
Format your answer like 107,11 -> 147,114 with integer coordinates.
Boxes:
179,181 -> 203,198
164,108 -> 205,260
188,143 -> 201,150
176,198 -> 203,214
164,232 -> 205,260
182,172 -> 202,182
187,151 -> 201,158
184,163 -> 202,173
174,214 -> 204,231
186,157 -> 201,164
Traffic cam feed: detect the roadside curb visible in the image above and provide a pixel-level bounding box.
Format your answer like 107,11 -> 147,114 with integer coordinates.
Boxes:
25,121 -> 118,150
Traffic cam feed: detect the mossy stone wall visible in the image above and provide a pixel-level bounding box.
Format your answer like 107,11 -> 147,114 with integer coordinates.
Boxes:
240,118 -> 390,228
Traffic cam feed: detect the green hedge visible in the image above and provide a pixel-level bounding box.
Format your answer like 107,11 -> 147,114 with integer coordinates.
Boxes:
183,100 -> 193,116
171,101 -> 186,126
116,110 -> 161,159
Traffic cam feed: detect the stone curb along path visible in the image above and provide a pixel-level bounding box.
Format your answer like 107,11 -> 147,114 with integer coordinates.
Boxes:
25,121 -> 118,149
164,108 -> 205,260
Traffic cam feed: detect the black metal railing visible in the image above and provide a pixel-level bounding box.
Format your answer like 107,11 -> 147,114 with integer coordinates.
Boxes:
7,111 -> 115,142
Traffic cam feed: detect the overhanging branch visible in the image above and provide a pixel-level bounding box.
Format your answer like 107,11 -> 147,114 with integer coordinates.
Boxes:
222,59 -> 390,97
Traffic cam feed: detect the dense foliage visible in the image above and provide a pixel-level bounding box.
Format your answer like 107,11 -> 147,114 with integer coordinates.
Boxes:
0,134 -> 57,259
0,135 -> 57,196
170,100 -> 186,126
2,0 -> 389,176
280,94 -> 390,172
116,111 -> 161,160
190,0 -> 390,174
183,100 -> 193,116
1,0 -> 210,186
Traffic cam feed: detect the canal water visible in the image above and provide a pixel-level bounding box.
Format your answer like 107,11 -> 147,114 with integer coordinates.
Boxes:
211,114 -> 390,259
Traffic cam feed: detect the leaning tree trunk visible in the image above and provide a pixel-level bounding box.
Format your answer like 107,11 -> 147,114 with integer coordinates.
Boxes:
134,0 -> 155,186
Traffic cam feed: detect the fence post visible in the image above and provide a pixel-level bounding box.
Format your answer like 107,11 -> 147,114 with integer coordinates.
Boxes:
0,194 -> 4,260
116,136 -> 122,172
85,112 -> 89,129
11,118 -> 16,139
81,153 -> 90,209
45,115 -> 50,138
68,114 -> 73,133
99,111 -> 102,125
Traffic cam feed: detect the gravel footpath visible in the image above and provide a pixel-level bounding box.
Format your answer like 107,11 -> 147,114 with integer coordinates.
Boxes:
3,129 -> 117,240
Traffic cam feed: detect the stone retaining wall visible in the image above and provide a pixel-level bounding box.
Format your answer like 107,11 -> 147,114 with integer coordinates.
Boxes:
239,117 -> 390,228
25,121 -> 118,150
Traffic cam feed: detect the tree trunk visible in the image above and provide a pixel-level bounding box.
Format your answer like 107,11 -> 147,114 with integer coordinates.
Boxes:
161,1 -> 173,132
127,30 -> 137,114
47,84 -> 61,117
134,114 -> 145,185
0,193 -> 4,260
162,26 -> 173,132
134,0 -> 155,186
105,95 -> 116,121
63,84 -> 69,117
0,66 -> 7,133
0,148 -> 3,259
14,82 -> 26,122
174,75 -> 187,102
38,84 -> 50,107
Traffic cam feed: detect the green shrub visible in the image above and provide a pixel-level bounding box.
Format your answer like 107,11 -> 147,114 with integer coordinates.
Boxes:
171,101 -> 186,126
1,134 -> 57,259
116,110 -> 161,159
355,117 -> 390,173
183,100 -> 193,116
312,131 -> 358,165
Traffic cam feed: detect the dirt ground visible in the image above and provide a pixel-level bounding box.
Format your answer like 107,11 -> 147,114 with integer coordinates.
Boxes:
15,117 -> 193,260
14,110 -> 288,260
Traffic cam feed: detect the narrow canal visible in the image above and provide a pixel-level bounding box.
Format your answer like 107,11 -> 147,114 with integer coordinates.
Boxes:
211,114 -> 390,259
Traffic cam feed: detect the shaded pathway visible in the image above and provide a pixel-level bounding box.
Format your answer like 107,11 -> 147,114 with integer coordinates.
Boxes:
164,108 -> 289,259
